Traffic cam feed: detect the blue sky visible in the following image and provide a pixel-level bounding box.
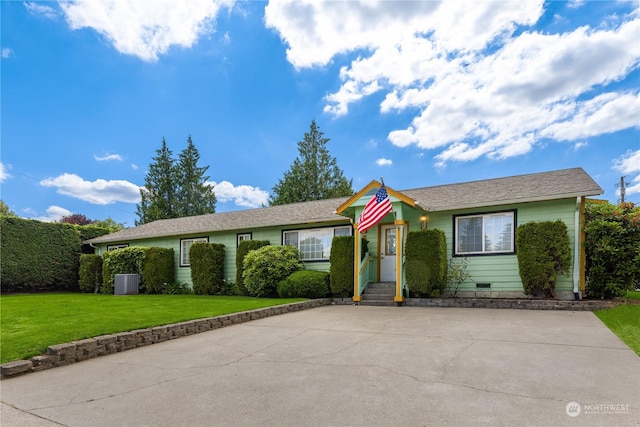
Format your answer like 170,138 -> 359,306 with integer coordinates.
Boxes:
2,0 -> 639,227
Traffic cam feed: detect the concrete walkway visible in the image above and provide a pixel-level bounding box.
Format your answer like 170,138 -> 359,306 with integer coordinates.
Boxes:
1,305 -> 638,426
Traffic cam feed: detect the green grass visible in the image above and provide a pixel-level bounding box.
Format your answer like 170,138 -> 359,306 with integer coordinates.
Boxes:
623,290 -> 640,301
0,293 -> 305,363
595,304 -> 640,356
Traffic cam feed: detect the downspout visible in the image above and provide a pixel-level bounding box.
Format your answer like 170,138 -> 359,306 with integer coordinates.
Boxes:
572,197 -> 582,300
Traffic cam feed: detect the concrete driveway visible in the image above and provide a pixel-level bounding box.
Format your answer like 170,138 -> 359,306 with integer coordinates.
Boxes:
1,305 -> 638,427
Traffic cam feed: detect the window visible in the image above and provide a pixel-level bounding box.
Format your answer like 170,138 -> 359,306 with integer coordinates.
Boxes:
454,211 -> 515,255
237,233 -> 252,247
180,237 -> 209,266
283,226 -> 352,261
107,244 -> 129,251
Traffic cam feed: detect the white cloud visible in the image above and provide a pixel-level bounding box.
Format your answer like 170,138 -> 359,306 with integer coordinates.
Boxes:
24,2 -> 59,19
59,0 -> 235,61
573,142 -> 588,151
94,153 -> 123,162
0,163 -> 11,182
40,173 -> 141,205
376,158 -> 392,166
1,48 -> 13,59
210,180 -> 269,208
267,1 -> 640,166
131,164 -> 139,170
34,206 -> 73,222
613,149 -> 640,197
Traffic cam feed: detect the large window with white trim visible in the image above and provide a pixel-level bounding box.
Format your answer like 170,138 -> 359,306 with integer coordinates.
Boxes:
180,237 -> 209,266
283,226 -> 352,261
454,211 -> 515,255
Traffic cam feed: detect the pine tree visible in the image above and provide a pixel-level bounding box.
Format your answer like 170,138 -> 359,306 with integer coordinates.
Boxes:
135,138 -> 178,225
175,135 -> 216,217
270,120 -> 353,205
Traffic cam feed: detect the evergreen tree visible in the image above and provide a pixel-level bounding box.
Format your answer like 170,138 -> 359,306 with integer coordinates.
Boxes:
270,120 -> 353,205
0,200 -> 16,216
135,138 -> 178,225
175,135 -> 216,217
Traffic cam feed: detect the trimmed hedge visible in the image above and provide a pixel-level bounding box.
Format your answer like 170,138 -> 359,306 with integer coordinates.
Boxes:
516,220 -> 571,298
585,201 -> 640,299
236,240 -> 270,295
329,236 -> 354,297
1,217 -> 81,292
405,229 -> 448,298
142,247 -> 175,294
278,270 -> 330,298
190,242 -> 225,295
100,247 -> 147,294
78,254 -> 103,293
243,245 -> 302,297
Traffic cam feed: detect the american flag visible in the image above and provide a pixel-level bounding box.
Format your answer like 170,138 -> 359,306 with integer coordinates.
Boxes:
356,184 -> 392,233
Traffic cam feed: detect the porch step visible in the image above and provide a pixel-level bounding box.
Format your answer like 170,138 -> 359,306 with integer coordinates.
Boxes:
359,282 -> 397,306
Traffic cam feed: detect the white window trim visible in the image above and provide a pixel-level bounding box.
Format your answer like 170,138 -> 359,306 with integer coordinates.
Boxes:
454,211 -> 515,256
180,237 -> 209,266
237,233 -> 252,247
283,225 -> 352,261
107,244 -> 129,251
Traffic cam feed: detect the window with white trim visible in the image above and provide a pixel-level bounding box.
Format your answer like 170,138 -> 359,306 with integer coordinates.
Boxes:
180,237 -> 209,266
107,244 -> 129,251
455,211 -> 515,255
237,233 -> 252,247
283,226 -> 352,261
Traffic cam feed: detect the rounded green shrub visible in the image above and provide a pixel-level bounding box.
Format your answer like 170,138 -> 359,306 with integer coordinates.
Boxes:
78,254 -> 102,293
277,270 -> 330,298
243,245 -> 302,297
516,220 -> 571,298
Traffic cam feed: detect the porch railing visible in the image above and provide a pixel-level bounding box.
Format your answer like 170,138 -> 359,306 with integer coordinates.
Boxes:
357,254 -> 377,297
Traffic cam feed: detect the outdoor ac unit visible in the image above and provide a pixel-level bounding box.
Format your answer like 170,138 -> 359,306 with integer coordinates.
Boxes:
114,274 -> 140,295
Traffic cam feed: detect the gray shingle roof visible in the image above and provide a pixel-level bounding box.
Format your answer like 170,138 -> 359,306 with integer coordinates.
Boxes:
87,167 -> 602,244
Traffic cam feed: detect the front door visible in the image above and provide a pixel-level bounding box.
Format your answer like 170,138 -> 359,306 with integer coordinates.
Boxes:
380,225 -> 397,282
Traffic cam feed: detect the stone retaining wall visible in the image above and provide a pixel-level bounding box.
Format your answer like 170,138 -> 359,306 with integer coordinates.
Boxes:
1,299 -> 332,380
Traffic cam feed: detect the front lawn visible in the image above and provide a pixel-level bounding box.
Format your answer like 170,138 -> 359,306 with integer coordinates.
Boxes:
623,290 -> 640,301
595,304 -> 640,356
0,293 -> 305,363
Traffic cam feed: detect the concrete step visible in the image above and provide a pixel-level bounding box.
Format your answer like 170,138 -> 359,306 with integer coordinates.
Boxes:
358,300 -> 397,307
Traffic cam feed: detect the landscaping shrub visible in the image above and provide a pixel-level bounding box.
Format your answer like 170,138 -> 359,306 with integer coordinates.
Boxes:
0,216 -> 81,292
236,240 -> 270,295
162,282 -> 193,294
329,235 -> 354,297
277,270 -> 330,298
516,220 -> 571,298
585,201 -> 640,299
100,246 -> 148,294
78,254 -> 103,293
405,229 -> 448,298
190,242 -> 225,295
243,245 -> 302,297
218,280 -> 239,296
142,247 -> 174,294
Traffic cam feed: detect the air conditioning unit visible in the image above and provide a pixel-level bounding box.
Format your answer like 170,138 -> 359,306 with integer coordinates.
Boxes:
114,274 -> 140,295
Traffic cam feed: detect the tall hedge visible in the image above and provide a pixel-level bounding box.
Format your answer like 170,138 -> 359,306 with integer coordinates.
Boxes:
329,236 -> 354,297
190,242 -> 225,295
1,217 -> 81,292
236,240 -> 270,295
142,247 -> 175,294
405,229 -> 448,298
516,220 -> 571,298
78,254 -> 103,293
584,201 -> 640,299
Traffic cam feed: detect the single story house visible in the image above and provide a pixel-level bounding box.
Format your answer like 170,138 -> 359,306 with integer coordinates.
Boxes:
87,167 -> 603,301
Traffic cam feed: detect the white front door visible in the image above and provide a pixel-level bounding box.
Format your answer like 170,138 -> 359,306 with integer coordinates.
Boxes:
380,225 -> 397,282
